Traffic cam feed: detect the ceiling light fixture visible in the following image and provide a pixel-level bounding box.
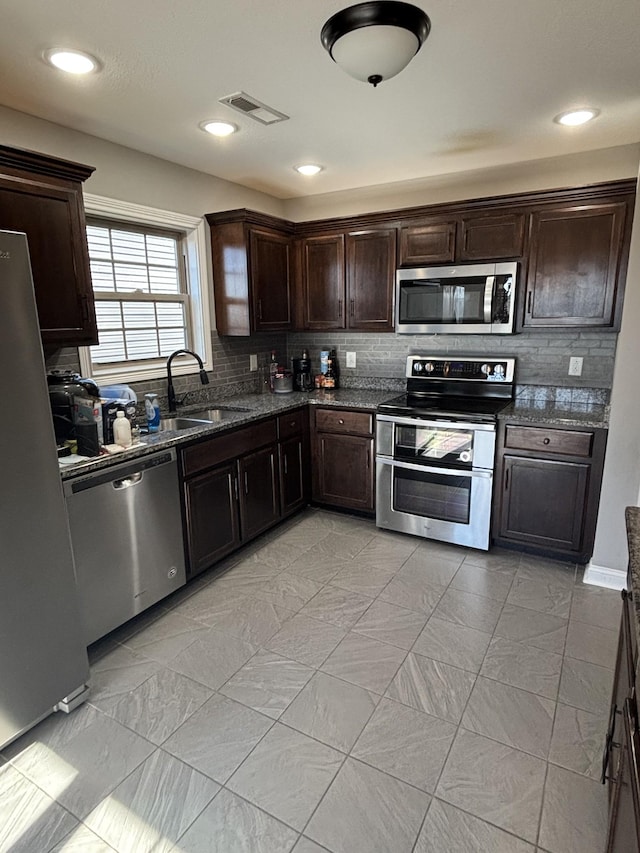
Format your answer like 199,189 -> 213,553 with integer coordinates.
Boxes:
554,108 -> 600,127
321,1 -> 431,87
200,120 -> 238,137
295,164 -> 323,176
44,48 -> 99,74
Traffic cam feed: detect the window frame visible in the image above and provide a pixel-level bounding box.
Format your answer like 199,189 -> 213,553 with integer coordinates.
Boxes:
79,194 -> 213,384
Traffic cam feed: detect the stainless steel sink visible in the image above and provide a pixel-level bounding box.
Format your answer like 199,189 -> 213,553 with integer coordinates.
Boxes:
159,416 -> 214,431
188,407 -> 251,422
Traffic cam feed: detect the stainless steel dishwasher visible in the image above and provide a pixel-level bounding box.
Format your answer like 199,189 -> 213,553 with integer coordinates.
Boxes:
64,449 -> 186,645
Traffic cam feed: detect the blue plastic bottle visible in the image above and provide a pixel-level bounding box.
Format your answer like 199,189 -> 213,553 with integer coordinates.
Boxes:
144,393 -> 161,432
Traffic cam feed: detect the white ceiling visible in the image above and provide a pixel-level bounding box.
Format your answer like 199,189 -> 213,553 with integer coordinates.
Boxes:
0,0 -> 638,200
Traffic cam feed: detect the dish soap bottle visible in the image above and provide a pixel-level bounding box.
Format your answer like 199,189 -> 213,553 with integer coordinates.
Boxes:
269,350 -> 279,392
145,393 -> 161,432
113,411 -> 132,448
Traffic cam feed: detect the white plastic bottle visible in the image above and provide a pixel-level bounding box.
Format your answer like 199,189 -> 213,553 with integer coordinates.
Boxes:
113,411 -> 132,448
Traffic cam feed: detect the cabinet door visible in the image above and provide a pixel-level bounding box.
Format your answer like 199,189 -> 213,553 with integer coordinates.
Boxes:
279,436 -> 306,516
239,445 -> 280,541
459,212 -> 525,260
314,433 -> 374,512
398,220 -> 457,265
249,228 -> 292,331
183,462 -> 241,577
302,234 -> 345,329
0,175 -> 97,345
499,456 -> 589,552
346,229 -> 396,331
524,202 -> 627,328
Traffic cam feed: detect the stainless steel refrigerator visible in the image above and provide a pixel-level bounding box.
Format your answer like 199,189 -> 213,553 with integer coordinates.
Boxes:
0,230 -> 89,750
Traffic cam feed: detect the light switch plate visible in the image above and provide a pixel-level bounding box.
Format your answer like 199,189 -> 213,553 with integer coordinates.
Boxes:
568,356 -> 583,376
249,354 -> 258,371
346,351 -> 356,368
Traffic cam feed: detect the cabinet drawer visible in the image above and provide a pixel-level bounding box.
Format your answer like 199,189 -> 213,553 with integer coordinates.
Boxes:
278,408 -> 307,440
315,408 -> 373,436
505,425 -> 593,457
182,418 -> 277,476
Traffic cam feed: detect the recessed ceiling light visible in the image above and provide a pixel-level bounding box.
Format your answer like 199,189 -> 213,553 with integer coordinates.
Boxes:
554,108 -> 600,127
295,164 -> 323,176
44,48 -> 99,74
200,120 -> 238,137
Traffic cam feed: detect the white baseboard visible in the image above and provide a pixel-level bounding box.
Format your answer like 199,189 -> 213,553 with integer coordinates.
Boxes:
582,562 -> 627,590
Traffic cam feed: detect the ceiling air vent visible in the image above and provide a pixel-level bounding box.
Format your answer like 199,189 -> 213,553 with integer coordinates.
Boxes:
219,91 -> 289,125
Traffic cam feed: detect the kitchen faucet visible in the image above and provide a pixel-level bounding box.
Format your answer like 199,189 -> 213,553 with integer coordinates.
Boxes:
166,349 -> 209,413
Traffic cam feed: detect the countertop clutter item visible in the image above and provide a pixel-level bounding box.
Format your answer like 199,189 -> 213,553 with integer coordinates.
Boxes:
145,393 -> 161,432
273,371 -> 294,393
269,350 -> 279,392
292,351 -> 313,392
47,370 -> 99,447
0,229 -> 89,750
113,410 -> 132,447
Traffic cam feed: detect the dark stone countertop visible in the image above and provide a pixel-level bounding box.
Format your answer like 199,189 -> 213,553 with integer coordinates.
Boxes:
626,506 -> 640,661
498,400 -> 609,429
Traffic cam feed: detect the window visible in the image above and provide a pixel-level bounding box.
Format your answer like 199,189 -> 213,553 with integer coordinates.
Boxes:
79,195 -> 212,383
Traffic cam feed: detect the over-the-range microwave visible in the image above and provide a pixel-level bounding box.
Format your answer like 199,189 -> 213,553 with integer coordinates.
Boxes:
396,261 -> 518,334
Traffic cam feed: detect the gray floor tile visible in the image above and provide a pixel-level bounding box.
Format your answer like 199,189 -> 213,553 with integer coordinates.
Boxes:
227,723 -> 343,831
176,788 -> 299,853
436,728 -> 546,843
85,749 -> 219,853
0,762 -> 78,853
570,584 -> 622,629
265,614 -> 346,667
506,576 -> 572,618
352,697 -> 456,792
166,627 -> 257,690
558,656 -> 614,715
480,636 -> 563,700
564,619 -> 618,668
191,592 -> 295,644
276,522 -> 336,552
312,529 -> 376,560
377,564 -> 447,615
331,560 -> 397,597
416,798 -> 535,853
281,671 -> 378,752
220,649 -> 313,719
413,615 -> 492,673
87,645 -> 162,714
517,556 -> 577,587
50,824 -> 117,851
352,599 -> 427,650
432,587 -> 503,633
251,571 -> 324,612
395,547 -> 463,586
243,538 -> 310,572
103,666 -> 212,744
293,839 -> 330,853
321,632 -> 406,693
538,764 -> 608,853
300,585 -> 374,629
172,582 -> 253,623
548,702 -> 608,780
6,705 -> 154,821
461,676 -> 555,758
462,549 -> 522,573
357,534 -> 418,570
386,652 -> 475,723
286,551 -> 353,584
450,562 -> 515,602
121,610 -> 208,663
493,604 -> 568,654
305,757 -> 430,853
162,693 -> 273,783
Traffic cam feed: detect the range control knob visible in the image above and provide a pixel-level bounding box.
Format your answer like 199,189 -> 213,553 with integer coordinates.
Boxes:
481,363 -> 491,375
424,362 -> 435,373
413,362 -> 423,373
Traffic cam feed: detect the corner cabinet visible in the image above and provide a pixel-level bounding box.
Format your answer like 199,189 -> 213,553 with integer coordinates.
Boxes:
493,421 -> 607,562
0,144 -> 97,346
299,227 -> 396,332
311,407 -> 375,513
206,209 -> 294,335
524,199 -> 633,329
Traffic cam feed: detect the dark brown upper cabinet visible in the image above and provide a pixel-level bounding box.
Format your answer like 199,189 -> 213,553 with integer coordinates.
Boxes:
524,201 -> 630,329
300,227 -> 396,332
459,212 -> 526,261
206,210 -> 293,335
0,144 -> 97,346
398,220 -> 456,265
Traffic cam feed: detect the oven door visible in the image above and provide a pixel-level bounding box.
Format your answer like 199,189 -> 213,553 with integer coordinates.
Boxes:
376,457 -> 494,550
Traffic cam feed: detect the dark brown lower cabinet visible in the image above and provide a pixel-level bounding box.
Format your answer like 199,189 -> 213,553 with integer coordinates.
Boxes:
312,407 -> 375,513
183,462 -> 241,575
238,445 -> 280,540
280,436 -> 306,516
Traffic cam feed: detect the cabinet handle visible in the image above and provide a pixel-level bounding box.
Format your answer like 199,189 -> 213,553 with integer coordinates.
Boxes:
350,298 -> 355,317
244,471 -> 249,495
284,454 -> 288,475
601,702 -> 620,784
79,295 -> 91,323
543,437 -> 550,445
233,476 -> 239,501
527,292 -> 532,315
505,469 -> 510,490
257,299 -> 263,321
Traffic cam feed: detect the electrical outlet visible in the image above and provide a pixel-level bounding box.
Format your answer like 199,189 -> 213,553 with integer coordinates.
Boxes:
346,351 -> 356,368
249,354 -> 258,371
568,356 -> 583,376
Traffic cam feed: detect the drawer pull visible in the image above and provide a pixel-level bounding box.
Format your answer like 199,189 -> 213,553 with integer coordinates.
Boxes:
543,437 -> 551,445
527,291 -> 532,314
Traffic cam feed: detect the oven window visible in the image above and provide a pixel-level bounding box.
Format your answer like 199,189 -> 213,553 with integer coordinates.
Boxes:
395,424 -> 473,468
393,468 -> 471,524
399,278 -> 488,325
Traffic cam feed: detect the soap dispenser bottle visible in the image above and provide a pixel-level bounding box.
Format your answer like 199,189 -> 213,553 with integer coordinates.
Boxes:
113,411 -> 132,448
145,393 -> 161,432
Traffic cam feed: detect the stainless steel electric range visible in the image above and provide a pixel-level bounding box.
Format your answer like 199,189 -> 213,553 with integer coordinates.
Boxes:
376,355 -> 516,550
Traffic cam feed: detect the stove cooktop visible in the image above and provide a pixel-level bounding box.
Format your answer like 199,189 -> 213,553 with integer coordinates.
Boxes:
377,393 -> 511,422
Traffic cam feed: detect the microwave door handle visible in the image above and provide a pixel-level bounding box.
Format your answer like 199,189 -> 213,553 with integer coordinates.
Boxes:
483,276 -> 495,323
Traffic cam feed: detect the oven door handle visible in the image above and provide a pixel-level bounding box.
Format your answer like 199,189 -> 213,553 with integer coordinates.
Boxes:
484,275 -> 495,323
376,414 -> 496,433
376,456 -> 493,479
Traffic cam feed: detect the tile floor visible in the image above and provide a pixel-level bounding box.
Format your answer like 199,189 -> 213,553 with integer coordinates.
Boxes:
1,508 -> 622,853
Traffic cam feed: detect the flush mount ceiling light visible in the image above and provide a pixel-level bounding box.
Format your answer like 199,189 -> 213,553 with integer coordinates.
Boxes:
321,1 -> 431,87
200,120 -> 238,137
554,108 -> 600,127
295,164 -> 323,176
44,48 -> 99,74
